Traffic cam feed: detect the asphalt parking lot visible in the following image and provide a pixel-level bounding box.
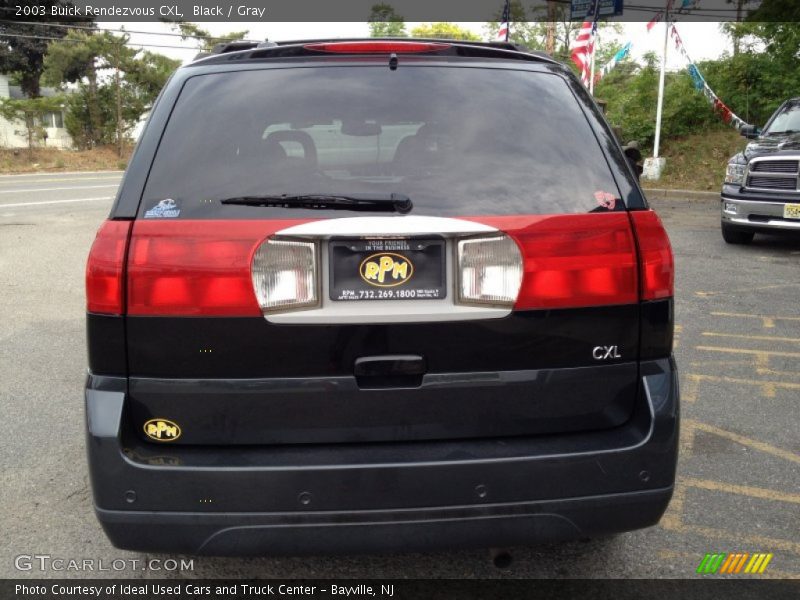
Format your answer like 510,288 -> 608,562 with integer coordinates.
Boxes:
0,171 -> 798,579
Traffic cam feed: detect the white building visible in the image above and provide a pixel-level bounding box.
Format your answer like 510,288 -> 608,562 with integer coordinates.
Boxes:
0,74 -> 73,149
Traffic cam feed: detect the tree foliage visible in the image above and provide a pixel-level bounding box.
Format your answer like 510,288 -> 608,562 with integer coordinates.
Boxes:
368,4 -> 407,38
0,95 -> 66,155
43,30 -> 180,149
171,23 -> 250,52
483,1 -> 621,64
0,1 -> 92,97
409,23 -> 480,41
594,23 -> 800,148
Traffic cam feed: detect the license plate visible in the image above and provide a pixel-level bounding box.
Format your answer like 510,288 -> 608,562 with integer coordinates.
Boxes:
784,203 -> 800,220
329,238 -> 446,301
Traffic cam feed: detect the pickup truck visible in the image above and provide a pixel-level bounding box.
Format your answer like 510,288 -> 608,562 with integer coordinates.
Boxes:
721,97 -> 800,243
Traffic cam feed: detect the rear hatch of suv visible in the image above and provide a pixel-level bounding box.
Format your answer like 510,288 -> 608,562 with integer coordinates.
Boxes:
87,43 -> 673,446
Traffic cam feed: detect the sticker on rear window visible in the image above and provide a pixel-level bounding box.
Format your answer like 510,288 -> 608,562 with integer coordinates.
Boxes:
144,198 -> 180,218
594,191 -> 617,211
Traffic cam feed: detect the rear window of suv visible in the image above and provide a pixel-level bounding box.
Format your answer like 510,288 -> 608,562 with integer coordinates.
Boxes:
141,65 -> 622,218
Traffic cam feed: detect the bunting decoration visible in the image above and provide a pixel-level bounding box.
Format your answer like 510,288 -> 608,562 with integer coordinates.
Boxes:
667,23 -> 749,131
595,42 -> 632,82
676,0 -> 700,13
646,12 -> 663,32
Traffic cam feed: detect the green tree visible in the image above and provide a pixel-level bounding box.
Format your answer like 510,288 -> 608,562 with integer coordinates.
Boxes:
44,30 -> 179,153
483,1 -> 546,50
368,4 -> 407,38
483,1 -> 621,63
0,1 -> 92,97
0,95 -> 66,156
171,22 -> 250,52
410,23 -> 480,41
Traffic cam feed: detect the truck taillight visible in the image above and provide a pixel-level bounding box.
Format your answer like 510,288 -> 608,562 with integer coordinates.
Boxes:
456,235 -> 523,307
630,210 -> 674,300
86,220 -> 132,315
251,239 -> 319,313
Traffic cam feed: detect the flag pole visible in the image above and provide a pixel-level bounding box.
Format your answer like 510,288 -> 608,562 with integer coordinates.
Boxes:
653,3 -> 670,159
589,31 -> 597,96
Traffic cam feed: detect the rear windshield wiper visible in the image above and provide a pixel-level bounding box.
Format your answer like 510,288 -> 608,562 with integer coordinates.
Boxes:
220,193 -> 412,214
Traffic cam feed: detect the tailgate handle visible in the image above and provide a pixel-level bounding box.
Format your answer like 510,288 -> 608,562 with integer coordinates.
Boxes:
354,355 -> 426,389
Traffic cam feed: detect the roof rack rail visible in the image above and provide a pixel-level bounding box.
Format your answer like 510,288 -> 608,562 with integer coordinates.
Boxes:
190,37 -> 557,66
193,40 -> 277,62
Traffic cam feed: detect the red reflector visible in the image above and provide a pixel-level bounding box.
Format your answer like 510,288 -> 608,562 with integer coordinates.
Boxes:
466,213 -> 640,310
630,210 -> 674,300
303,41 -> 451,54
86,220 -> 132,315
127,220 -> 308,316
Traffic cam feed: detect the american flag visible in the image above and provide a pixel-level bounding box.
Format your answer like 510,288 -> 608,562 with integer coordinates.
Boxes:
496,0 -> 510,42
571,0 -> 601,87
570,21 -> 595,86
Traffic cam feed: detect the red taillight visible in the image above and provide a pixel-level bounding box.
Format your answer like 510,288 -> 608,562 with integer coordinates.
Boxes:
126,220 -> 307,316
630,210 -> 674,300
467,213 -> 640,310
86,220 -> 132,315
303,41 -> 451,54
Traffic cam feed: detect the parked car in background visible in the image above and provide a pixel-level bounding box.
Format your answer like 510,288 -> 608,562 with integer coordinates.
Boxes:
721,97 -> 800,244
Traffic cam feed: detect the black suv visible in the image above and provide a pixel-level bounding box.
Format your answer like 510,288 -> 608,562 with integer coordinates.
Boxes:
722,97 -> 800,243
85,39 -> 678,555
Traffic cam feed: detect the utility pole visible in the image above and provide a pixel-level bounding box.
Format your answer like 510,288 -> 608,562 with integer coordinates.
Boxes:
114,40 -> 122,158
546,1 -> 556,56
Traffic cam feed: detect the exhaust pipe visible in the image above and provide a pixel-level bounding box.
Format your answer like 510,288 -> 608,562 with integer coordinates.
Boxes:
489,548 -> 513,569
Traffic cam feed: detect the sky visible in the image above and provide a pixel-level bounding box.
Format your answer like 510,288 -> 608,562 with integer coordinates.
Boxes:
102,20 -> 732,71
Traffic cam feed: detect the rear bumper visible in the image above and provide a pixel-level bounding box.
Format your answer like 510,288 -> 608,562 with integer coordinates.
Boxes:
86,358 -> 679,555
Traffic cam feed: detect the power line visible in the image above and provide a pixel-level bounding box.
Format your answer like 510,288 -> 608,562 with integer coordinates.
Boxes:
0,18 -> 259,43
0,31 -> 201,50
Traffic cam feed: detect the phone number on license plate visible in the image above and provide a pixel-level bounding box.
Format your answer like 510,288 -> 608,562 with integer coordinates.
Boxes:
338,288 -> 443,300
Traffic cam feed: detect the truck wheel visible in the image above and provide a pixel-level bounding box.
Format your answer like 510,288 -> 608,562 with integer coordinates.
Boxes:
721,222 -> 754,245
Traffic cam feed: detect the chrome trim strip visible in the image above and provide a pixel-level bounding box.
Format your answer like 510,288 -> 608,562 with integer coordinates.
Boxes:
266,216 -> 510,324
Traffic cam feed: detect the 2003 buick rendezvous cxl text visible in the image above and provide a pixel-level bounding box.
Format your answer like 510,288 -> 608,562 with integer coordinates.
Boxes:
84,39 -> 678,555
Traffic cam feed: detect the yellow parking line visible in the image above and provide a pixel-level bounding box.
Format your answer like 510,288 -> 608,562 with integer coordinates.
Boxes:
681,374 -> 800,401
682,374 -> 702,403
659,479 -> 686,531
679,419 -> 696,457
682,477 -> 800,505
696,284 -> 800,298
684,419 -> 800,464
702,332 -> 800,344
681,524 -> 800,556
661,483 -> 800,556
696,346 -> 800,359
688,360 -> 750,368
711,312 -> 800,329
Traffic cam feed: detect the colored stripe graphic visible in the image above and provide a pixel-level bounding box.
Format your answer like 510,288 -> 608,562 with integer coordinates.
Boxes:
745,553 -> 773,574
697,553 -> 773,574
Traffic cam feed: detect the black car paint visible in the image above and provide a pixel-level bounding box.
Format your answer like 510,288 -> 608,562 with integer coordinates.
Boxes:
87,356 -> 677,554
87,45 -> 677,554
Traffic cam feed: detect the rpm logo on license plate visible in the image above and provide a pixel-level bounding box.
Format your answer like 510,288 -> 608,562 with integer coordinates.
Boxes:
359,252 -> 414,287
330,238 -> 445,301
